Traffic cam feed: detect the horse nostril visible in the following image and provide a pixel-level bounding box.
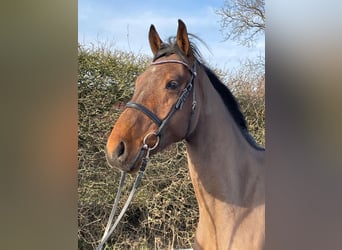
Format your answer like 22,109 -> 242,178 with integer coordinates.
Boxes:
116,141 -> 125,158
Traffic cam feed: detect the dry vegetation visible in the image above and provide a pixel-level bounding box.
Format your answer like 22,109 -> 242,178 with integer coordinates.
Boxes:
78,44 -> 264,249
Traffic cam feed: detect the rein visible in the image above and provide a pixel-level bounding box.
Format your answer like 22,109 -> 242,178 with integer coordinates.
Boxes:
96,134 -> 159,250
96,59 -> 196,249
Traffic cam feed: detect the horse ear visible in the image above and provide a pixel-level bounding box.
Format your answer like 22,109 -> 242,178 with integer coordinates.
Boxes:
176,19 -> 191,56
149,24 -> 163,56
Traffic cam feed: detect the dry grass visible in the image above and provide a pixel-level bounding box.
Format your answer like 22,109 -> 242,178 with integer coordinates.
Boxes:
78,45 -> 264,249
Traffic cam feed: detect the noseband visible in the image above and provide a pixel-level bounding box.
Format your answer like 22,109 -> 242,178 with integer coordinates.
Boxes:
126,59 -> 197,143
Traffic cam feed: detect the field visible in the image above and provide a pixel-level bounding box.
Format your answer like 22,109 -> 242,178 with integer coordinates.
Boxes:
78,44 -> 264,249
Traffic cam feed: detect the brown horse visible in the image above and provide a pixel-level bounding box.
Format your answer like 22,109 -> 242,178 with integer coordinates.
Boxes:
106,19 -> 265,250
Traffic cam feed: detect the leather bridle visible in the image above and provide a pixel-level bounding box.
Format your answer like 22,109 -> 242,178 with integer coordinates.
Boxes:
126,59 -> 197,144
96,59 -> 197,250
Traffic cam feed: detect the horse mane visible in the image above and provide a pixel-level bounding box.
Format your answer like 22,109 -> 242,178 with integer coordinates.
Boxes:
153,36 -> 265,150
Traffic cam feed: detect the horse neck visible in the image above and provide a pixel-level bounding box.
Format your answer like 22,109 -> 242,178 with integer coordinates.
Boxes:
185,67 -> 265,210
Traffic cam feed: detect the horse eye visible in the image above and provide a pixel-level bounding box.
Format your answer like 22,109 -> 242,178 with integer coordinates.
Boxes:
165,81 -> 179,90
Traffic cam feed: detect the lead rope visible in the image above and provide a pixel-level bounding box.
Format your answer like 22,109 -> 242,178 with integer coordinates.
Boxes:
96,134 -> 159,250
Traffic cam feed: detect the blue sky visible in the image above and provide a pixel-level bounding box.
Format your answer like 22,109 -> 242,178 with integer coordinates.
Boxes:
78,0 -> 264,69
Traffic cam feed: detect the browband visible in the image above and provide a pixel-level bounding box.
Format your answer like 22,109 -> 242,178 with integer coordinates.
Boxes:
151,60 -> 193,73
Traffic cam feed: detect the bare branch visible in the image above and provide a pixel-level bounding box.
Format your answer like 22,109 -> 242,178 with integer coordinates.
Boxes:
216,0 -> 265,47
